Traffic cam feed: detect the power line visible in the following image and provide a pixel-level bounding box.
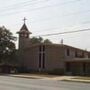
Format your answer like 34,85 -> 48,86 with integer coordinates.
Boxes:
0,0 -> 50,17
0,0 -> 49,12
1,0 -> 80,11
0,0 -> 81,16
29,10 -> 90,25
0,0 -> 89,24
0,0 -> 45,9
34,28 -> 90,37
13,19 -> 90,34
37,20 -> 90,33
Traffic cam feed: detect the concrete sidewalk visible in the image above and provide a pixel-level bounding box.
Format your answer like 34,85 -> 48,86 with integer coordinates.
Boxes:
10,74 -> 49,79
63,77 -> 90,83
9,74 -> 90,83
9,74 -> 73,80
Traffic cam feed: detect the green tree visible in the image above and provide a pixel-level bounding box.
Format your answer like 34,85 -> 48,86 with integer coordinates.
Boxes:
30,37 -> 43,44
0,26 -> 16,63
30,37 -> 52,44
44,39 -> 52,44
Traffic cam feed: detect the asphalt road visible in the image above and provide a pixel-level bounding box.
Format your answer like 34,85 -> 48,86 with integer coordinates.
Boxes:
0,75 -> 90,90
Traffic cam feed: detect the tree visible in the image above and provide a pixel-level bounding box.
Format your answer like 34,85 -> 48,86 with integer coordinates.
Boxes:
30,36 -> 52,44
0,26 -> 16,63
30,37 -> 43,44
44,39 -> 52,44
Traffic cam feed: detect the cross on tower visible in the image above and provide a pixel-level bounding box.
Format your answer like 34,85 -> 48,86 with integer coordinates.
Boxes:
23,17 -> 27,24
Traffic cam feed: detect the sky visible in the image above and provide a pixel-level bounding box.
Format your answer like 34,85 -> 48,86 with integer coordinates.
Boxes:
0,0 -> 90,50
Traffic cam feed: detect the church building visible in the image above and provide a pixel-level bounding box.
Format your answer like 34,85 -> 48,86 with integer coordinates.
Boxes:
17,20 -> 90,75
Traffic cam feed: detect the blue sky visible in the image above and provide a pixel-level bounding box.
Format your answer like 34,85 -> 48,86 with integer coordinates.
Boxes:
0,0 -> 90,50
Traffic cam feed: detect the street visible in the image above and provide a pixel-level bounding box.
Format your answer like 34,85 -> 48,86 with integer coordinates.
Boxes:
0,75 -> 90,90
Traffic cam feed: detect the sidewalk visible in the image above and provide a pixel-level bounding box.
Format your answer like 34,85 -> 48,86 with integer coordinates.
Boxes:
9,74 -> 90,83
62,77 -> 90,83
9,74 -> 74,80
10,74 -> 65,80
10,74 -> 49,79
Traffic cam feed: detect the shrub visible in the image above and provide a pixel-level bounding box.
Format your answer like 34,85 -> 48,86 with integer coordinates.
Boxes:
48,68 -> 64,75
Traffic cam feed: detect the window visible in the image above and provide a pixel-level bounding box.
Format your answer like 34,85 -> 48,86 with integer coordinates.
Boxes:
66,49 -> 70,56
39,53 -> 41,68
42,53 -> 45,69
39,45 -> 45,69
75,51 -> 78,57
39,45 -> 45,52
66,63 -> 71,72
83,63 -> 86,73
39,45 -> 42,52
25,34 -> 29,38
43,45 -> 45,52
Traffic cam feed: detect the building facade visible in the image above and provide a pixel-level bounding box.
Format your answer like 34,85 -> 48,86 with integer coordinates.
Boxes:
17,22 -> 90,75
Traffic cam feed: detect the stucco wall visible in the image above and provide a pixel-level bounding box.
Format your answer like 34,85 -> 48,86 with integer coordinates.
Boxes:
22,44 -> 65,71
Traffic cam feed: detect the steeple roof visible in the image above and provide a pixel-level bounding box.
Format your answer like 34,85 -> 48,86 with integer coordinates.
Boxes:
20,23 -> 29,31
17,23 -> 32,34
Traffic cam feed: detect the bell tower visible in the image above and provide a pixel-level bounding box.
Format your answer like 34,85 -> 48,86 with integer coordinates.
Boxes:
17,18 -> 32,50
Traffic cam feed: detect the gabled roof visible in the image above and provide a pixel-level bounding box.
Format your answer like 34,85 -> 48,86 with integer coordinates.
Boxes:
20,23 -> 29,31
17,23 -> 32,34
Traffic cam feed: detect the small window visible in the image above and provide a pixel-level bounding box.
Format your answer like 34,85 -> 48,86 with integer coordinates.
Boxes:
43,45 -> 45,52
39,45 -> 45,52
42,53 -> 45,69
66,63 -> 71,72
83,63 -> 86,73
75,51 -> 78,57
66,49 -> 70,56
39,45 -> 42,52
25,34 -> 28,38
39,53 -> 41,68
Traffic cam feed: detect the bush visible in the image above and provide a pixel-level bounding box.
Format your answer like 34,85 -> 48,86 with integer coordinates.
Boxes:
48,68 -> 64,75
17,67 -> 31,73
